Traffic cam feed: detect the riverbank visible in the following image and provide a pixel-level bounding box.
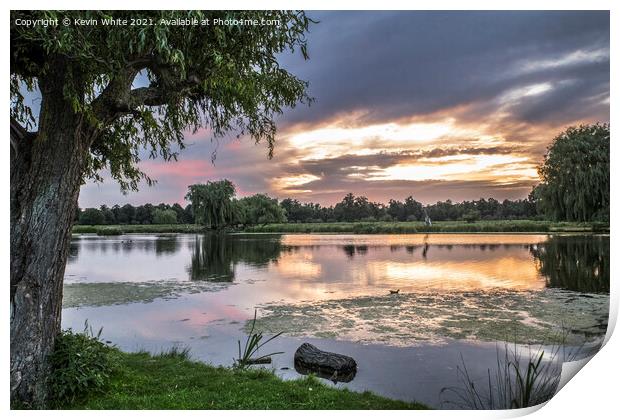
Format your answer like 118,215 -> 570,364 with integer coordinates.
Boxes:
73,220 -> 609,235
60,348 -> 428,409
244,220 -> 608,234
73,224 -> 204,234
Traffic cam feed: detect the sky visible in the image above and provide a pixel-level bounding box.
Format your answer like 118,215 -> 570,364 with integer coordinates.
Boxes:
77,11 -> 610,208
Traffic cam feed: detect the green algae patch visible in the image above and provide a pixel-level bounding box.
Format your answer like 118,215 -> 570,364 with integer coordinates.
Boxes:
63,281 -> 229,308
249,289 -> 608,346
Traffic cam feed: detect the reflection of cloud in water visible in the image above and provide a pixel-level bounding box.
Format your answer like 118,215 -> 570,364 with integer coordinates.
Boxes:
378,256 -> 545,291
280,234 -> 550,247
272,254 -> 322,278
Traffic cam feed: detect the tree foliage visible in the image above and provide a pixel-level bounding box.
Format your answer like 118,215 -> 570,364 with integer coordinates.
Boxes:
536,123 -> 609,222
11,10 -> 313,190
186,180 -> 237,228
235,194 -> 287,226
79,208 -> 105,225
152,209 -> 177,224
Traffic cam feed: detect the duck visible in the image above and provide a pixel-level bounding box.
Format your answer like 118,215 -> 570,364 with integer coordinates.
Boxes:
389,289 -> 400,295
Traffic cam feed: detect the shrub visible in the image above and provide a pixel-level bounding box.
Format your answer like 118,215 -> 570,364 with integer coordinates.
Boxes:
47,324 -> 116,406
153,209 -> 178,224
95,227 -> 124,236
462,210 -> 480,223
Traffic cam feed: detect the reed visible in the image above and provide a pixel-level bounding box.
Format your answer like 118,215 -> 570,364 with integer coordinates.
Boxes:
234,309 -> 283,369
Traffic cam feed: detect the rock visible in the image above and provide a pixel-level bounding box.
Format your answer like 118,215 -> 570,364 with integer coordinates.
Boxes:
294,343 -> 357,383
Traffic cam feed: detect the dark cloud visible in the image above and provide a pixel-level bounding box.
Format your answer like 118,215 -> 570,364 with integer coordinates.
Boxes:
277,145 -> 525,178
278,11 -> 609,127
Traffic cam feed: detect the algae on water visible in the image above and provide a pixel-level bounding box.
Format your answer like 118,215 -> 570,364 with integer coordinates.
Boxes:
63,280 -> 230,308
248,289 -> 608,346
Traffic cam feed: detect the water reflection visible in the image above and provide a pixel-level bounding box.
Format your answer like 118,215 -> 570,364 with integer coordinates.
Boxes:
530,235 -> 610,293
294,360 -> 357,383
155,235 -> 180,255
66,233 -> 610,295
187,234 -> 284,281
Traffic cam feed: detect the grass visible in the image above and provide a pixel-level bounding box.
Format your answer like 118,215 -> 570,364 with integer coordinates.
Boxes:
244,220 -> 608,234
47,323 -> 115,408
60,348 -> 428,409
73,220 -> 608,235
440,337 -> 583,409
73,224 -> 205,234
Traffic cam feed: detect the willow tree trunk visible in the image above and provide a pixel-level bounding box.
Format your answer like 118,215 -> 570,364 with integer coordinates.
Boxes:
10,73 -> 90,406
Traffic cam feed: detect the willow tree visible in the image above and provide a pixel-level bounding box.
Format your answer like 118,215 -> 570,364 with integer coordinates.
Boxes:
10,10 -> 312,405
186,180 -> 237,229
536,123 -> 610,222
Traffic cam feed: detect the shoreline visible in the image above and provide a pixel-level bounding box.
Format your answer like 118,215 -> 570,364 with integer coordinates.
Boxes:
54,347 -> 429,410
72,221 -> 609,236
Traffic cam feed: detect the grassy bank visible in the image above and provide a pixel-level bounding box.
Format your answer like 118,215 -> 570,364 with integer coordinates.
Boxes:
61,349 -> 427,409
72,220 -> 608,236
73,224 -> 205,235
244,220 -> 608,234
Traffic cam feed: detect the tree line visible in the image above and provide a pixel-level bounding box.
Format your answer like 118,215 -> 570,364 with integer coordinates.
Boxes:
76,203 -> 195,225
76,190 -> 538,227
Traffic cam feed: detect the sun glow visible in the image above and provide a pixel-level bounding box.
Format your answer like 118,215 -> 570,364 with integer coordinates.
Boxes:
366,154 -> 534,182
275,174 -> 321,192
286,119 -> 460,160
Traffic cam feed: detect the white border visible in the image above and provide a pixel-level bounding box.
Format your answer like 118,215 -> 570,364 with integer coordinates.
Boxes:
3,2 -> 616,419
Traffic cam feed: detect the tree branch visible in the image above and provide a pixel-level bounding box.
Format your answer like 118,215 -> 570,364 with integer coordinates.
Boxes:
91,55 -> 206,123
10,116 -> 36,159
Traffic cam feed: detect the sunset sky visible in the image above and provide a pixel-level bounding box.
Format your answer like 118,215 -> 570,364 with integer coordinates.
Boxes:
79,11 -> 610,208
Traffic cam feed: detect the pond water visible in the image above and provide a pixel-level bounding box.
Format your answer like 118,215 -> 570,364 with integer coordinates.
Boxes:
62,233 -> 609,408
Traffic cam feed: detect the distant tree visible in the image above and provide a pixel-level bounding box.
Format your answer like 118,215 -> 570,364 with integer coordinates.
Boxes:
387,199 -> 406,221
334,193 -> 356,222
79,208 -> 104,225
536,124 -> 609,222
99,205 -> 116,225
462,210 -> 481,223
334,193 -> 383,222
183,204 -> 195,224
186,180 -> 237,229
403,196 -> 424,221
171,203 -> 186,223
235,194 -> 287,226
152,209 -> 178,224
135,204 -> 154,224
119,204 -> 136,224
111,205 -> 122,223
280,198 -> 303,222
426,200 -> 459,221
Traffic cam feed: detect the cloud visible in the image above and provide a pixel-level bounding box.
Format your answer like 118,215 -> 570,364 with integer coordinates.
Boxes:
278,11 -> 609,127
77,11 -> 609,208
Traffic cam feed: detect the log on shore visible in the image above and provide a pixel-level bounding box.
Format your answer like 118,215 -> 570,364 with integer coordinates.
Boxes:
294,343 -> 357,383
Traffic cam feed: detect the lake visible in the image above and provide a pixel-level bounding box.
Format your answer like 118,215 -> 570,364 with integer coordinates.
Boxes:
62,233 -> 609,408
